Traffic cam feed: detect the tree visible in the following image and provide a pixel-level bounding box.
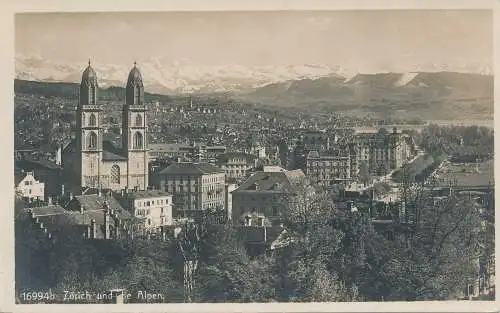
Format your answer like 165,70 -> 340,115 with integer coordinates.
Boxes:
276,180 -> 349,301
194,224 -> 276,302
392,176 -> 485,300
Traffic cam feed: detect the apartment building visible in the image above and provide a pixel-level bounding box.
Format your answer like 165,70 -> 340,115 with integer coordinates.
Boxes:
216,152 -> 256,180
231,169 -> 307,226
305,150 -> 351,186
150,162 -> 226,218
117,190 -> 173,228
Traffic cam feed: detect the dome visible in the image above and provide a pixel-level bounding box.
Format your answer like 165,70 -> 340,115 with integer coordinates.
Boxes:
81,61 -> 98,87
127,62 -> 143,87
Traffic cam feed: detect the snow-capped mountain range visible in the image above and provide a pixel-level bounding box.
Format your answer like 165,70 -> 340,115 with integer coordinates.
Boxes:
15,54 -> 493,95
16,54 -> 346,94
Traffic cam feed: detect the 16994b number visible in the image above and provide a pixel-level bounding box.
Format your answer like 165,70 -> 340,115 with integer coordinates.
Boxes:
19,290 -> 56,302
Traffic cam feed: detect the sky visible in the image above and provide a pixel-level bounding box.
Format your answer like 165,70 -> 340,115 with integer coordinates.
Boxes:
15,10 -> 493,74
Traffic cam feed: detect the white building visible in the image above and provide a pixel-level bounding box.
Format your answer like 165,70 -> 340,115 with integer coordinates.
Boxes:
118,190 -> 173,228
15,171 -> 45,202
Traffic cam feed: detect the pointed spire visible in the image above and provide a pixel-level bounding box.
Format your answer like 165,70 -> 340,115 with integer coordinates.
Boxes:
133,60 -> 137,67
88,58 -> 91,66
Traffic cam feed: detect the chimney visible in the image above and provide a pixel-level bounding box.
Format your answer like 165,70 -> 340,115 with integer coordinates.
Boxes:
125,186 -> 128,194
48,197 -> 53,205
98,188 -> 102,197
69,192 -> 74,201
61,184 -> 65,196
90,219 -> 97,239
56,145 -> 62,166
104,211 -> 111,239
121,189 -> 125,197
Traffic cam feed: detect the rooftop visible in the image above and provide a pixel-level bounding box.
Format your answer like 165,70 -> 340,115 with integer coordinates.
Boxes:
18,157 -> 62,171
122,190 -> 171,200
159,162 -> 225,176
26,205 -> 67,217
232,169 -> 306,194
217,152 -> 257,164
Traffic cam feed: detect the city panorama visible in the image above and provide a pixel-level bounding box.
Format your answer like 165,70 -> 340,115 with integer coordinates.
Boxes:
14,10 -> 494,304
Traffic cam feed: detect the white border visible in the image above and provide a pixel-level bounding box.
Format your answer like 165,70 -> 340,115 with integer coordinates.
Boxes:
1,0 -> 499,312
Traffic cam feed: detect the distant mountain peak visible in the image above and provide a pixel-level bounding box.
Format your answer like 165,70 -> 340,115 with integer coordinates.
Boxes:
15,54 -> 344,95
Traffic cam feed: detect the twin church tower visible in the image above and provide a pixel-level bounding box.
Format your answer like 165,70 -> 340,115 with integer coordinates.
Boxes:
62,61 -> 149,193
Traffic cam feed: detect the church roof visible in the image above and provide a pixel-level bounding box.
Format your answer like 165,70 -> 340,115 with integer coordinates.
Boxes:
102,150 -> 127,161
127,63 -> 143,87
81,61 -> 98,87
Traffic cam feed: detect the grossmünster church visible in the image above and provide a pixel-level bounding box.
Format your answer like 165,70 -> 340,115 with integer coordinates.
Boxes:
62,61 -> 149,193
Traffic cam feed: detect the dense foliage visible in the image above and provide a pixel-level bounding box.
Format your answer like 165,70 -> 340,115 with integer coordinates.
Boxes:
16,178 -> 489,302
392,154 -> 446,184
415,124 -> 494,158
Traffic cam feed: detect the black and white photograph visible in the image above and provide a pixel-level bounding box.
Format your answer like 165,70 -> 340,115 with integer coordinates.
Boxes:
12,7 -> 495,306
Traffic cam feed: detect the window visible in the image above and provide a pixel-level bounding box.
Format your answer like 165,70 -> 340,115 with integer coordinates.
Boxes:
135,88 -> 141,105
133,132 -> 143,149
146,201 -> 150,206
136,114 -> 142,127
24,181 -> 30,186
111,165 -> 120,184
87,131 -> 97,149
161,207 -> 164,214
89,113 -> 97,127
148,219 -> 151,226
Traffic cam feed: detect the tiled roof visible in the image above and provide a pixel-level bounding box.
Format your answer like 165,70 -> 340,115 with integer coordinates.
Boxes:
148,143 -> 192,152
62,139 -> 76,154
122,190 -> 171,200
232,170 -> 306,194
102,150 -> 127,161
72,194 -> 132,220
28,205 -> 67,217
19,157 -> 62,170
236,225 -> 286,245
158,162 -> 225,175
37,212 -> 90,238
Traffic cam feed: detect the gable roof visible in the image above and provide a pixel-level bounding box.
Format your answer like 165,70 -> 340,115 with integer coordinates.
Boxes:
121,190 -> 171,200
18,157 -> 63,171
27,205 -> 67,217
71,194 -> 132,219
62,139 -> 127,161
232,170 -> 306,194
158,162 -> 225,176
102,150 -> 127,161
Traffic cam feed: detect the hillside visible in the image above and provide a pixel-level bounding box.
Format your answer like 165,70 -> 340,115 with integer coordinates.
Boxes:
237,71 -> 493,121
14,79 -> 172,103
